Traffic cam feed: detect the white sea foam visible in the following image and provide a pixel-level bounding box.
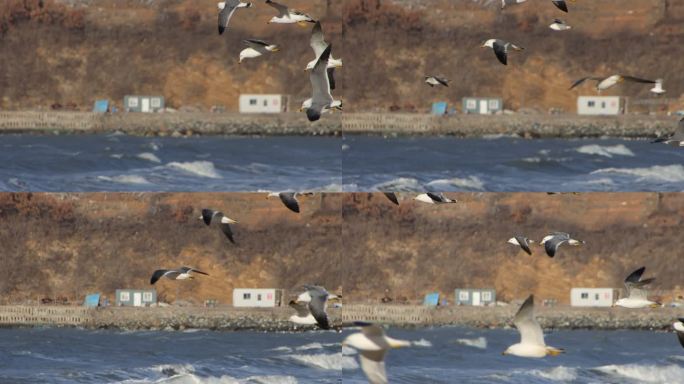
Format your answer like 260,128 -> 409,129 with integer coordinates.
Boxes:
98,175 -> 152,185
591,164 -> 684,183
372,177 -> 423,192
594,363 -> 684,383
285,353 -> 358,370
412,338 -> 433,347
529,366 -> 578,382
137,152 -> 162,163
295,342 -> 338,351
575,144 -> 635,158
269,346 -> 293,352
166,161 -> 222,179
521,157 -> 542,163
455,336 -> 487,350
426,176 -> 485,191
110,154 -> 124,159
482,133 -> 521,140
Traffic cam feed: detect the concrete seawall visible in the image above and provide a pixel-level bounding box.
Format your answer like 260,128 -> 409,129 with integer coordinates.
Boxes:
0,305 -> 679,331
0,111 -> 677,138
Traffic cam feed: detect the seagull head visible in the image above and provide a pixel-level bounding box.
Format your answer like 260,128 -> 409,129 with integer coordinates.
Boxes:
482,39 -> 495,48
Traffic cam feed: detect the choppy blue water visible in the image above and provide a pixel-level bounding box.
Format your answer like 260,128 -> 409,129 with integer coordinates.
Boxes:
1,327 -> 683,383
0,135 -> 342,192
342,136 -> 684,192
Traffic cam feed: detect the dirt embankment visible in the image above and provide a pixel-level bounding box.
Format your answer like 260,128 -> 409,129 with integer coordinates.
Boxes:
0,192 -> 682,305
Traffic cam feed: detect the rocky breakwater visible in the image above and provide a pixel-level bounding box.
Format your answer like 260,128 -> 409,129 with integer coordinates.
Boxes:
91,306 -> 343,332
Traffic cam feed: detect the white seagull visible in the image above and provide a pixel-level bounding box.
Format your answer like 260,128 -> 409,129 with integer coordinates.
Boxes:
414,192 -> 457,204
265,0 -> 316,26
481,39 -> 524,66
305,21 -> 342,71
343,322 -> 411,384
217,0 -> 252,35
304,44 -> 336,122
540,232 -> 584,257
674,318 -> 684,348
268,192 -> 314,213
614,267 -> 660,309
425,75 -> 449,88
503,295 -> 564,358
150,267 -> 209,285
650,79 -> 666,95
200,208 -> 237,244
652,117 -> 684,147
288,285 -> 338,330
239,39 -> 279,63
508,236 -> 535,255
288,290 -> 317,326
569,74 -> 656,92
550,19 -> 571,31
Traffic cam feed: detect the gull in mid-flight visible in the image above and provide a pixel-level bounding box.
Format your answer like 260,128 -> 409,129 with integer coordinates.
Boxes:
268,192 -> 314,213
550,19 -> 571,31
414,192 -> 457,204
540,232 -> 584,257
569,75 -> 656,92
343,322 -> 411,384
508,236 -> 535,255
217,0 -> 252,35
425,75 -> 449,88
650,79 -> 666,95
150,267 -> 209,285
304,44 -> 336,122
265,0 -> 316,26
239,39 -> 279,63
288,285 -> 339,330
200,209 -> 237,244
305,21 -> 342,70
614,267 -> 660,308
652,117 -> 684,147
503,295 -> 564,358
481,39 -> 524,65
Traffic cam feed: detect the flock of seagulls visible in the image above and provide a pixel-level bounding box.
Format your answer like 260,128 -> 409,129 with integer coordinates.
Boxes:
217,0 -> 340,122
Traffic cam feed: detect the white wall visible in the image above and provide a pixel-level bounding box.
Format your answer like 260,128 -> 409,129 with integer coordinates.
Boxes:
570,288 -> 615,307
239,95 -> 284,114
577,96 -> 622,115
232,288 -> 280,307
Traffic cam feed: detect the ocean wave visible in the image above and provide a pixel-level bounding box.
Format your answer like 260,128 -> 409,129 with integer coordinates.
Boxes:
426,176 -> 485,191
372,178 -> 423,192
575,144 -> 635,158
137,152 -> 162,163
591,164 -> 684,183
412,338 -> 433,347
455,337 -> 487,350
285,353 -> 358,370
269,346 -> 292,352
593,363 -> 684,383
166,161 -> 222,179
295,342 -> 338,351
528,366 -> 578,382
481,133 -> 521,140
98,175 -> 152,185
110,153 -> 124,159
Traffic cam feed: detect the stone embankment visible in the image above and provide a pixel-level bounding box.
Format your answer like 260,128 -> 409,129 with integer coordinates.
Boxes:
0,111 -> 678,138
0,304 -> 679,331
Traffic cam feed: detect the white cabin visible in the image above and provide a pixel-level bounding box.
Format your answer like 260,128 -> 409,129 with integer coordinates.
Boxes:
232,288 -> 284,307
570,288 -> 617,307
239,94 -> 289,114
577,96 -> 624,116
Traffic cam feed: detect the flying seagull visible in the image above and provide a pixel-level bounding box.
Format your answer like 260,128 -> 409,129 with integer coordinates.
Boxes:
343,322 -> 411,384
551,0 -> 569,12
383,192 -> 399,205
268,192 -> 314,213
569,75 -> 656,92
305,21 -> 342,71
614,267 -> 660,308
305,44 -> 335,122
200,209 -> 237,244
288,285 -> 338,330
481,39 -> 524,66
503,295 -> 564,358
239,39 -> 279,63
650,79 -> 666,95
265,0 -> 316,26
508,236 -> 535,255
288,290 -> 317,326
414,192 -> 457,204
674,318 -> 684,348
217,0 -> 252,35
501,0 -> 527,9
540,232 -> 584,257
550,19 -> 571,31
150,267 -> 209,285
425,75 -> 449,88
652,118 -> 684,147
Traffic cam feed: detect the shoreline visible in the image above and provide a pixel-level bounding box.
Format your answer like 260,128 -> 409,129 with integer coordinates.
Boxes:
0,111 -> 678,138
0,304 -> 679,332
